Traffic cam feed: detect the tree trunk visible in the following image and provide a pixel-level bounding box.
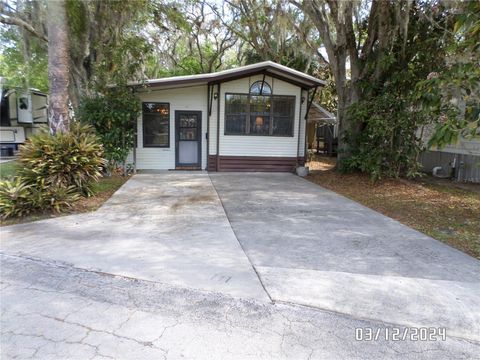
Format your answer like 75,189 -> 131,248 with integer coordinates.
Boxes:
47,0 -> 70,134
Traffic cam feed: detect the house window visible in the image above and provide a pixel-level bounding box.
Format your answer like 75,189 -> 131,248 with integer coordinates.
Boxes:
250,80 -> 272,95
142,102 -> 169,147
225,81 -> 295,136
225,94 -> 248,134
250,95 -> 271,135
272,96 -> 295,136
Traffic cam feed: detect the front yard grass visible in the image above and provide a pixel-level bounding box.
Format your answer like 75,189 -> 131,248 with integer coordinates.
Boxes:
0,160 -> 129,226
307,155 -> 480,260
0,161 -> 20,179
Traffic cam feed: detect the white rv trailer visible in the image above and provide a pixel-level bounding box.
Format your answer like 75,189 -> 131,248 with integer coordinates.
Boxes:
0,80 -> 48,156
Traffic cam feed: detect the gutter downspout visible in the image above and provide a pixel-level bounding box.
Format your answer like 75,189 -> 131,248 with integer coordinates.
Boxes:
132,87 -> 137,174
206,83 -> 211,170
216,83 -> 221,171
304,86 -> 318,163
297,88 -> 304,164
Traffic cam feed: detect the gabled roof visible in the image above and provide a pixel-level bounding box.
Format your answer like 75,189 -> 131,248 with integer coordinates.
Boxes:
131,61 -> 325,90
308,102 -> 336,124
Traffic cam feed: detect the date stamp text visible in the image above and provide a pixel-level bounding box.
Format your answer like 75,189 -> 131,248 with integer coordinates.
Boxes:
355,327 -> 446,341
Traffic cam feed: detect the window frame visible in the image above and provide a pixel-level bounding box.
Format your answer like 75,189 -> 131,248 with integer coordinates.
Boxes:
249,80 -> 272,95
224,92 -> 296,137
142,102 -> 170,148
224,93 -> 248,135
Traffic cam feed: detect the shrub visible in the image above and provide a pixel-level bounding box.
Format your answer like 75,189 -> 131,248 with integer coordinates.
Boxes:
78,88 -> 140,173
42,185 -> 81,212
0,123 -> 105,219
340,92 -> 429,181
0,177 -> 81,219
19,123 -> 106,196
0,177 -> 35,218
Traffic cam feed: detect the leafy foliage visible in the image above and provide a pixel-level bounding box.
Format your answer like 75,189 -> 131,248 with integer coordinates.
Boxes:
2,0 -> 478,182
338,1 -> 458,180
18,123 -> 105,196
145,1 -> 237,77
341,93 -> 428,180
0,176 -> 81,219
0,177 -> 35,218
0,26 -> 48,91
0,123 -> 104,218
414,1 -> 480,149
78,89 -> 140,172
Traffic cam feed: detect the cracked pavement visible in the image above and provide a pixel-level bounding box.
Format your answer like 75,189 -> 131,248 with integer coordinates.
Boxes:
1,172 -> 480,359
2,254 -> 479,359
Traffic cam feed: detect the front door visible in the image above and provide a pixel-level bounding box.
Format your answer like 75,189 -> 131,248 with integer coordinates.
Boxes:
175,111 -> 202,168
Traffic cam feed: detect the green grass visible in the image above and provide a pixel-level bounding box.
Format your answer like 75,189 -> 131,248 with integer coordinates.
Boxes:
92,175 -> 127,193
0,161 -> 20,179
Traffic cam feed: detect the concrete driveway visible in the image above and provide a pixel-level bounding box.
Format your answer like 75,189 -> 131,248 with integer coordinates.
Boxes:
0,173 -> 267,300
1,172 -> 479,359
210,173 -> 480,341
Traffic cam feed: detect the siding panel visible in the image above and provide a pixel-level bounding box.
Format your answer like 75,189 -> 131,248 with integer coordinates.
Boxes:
208,84 -> 219,155
128,86 -> 208,170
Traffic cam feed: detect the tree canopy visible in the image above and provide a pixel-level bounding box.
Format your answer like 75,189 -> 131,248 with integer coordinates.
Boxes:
1,0 -> 478,178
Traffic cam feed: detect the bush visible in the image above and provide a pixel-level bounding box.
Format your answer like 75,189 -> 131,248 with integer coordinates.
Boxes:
78,88 -> 140,173
0,177 -> 35,218
0,178 -> 80,219
340,92 -> 428,181
19,123 -> 106,196
0,123 -> 105,219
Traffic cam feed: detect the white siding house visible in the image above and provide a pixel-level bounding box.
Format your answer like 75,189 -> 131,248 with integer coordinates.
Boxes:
128,61 -> 324,172
129,86 -> 208,170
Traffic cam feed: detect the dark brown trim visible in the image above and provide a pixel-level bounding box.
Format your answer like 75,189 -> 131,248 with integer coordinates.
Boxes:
206,84 -> 210,170
304,87 -> 318,120
208,156 -> 303,172
207,84 -> 214,116
297,88 -> 303,160
210,67 -> 323,88
140,65 -> 325,90
259,73 -> 267,94
216,83 -> 221,172
304,87 -> 318,159
211,70 -> 314,90
175,110 -> 202,168
207,155 -> 218,171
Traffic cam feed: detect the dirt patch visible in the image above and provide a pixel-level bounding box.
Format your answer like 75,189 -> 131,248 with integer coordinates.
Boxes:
306,156 -> 480,259
307,155 -> 336,171
414,175 -> 480,194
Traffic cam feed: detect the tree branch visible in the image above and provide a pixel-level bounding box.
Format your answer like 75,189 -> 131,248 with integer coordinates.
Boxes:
0,9 -> 47,42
